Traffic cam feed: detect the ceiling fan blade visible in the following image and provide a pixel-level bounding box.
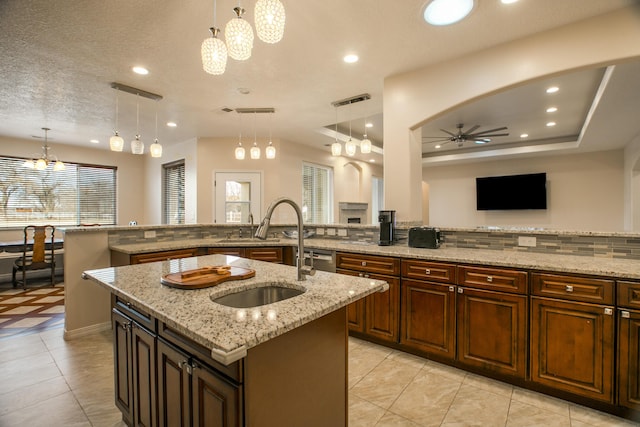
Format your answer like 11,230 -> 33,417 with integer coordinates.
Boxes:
422,138 -> 451,144
469,126 -> 508,135
463,124 -> 480,134
440,128 -> 457,137
469,133 -> 510,138
422,136 -> 451,138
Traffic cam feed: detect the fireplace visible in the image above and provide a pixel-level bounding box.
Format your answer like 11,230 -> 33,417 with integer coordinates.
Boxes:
338,202 -> 368,224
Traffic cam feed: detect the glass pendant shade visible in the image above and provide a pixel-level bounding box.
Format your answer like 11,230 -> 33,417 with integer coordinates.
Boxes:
250,142 -> 261,159
360,137 -> 372,154
345,139 -> 357,156
331,141 -> 342,156
23,159 -> 35,169
150,139 -> 163,158
109,132 -> 124,152
131,136 -> 144,155
266,141 -> 276,159
201,28 -> 228,75
35,158 -> 48,170
53,160 -> 66,171
254,0 -> 286,44
225,7 -> 254,61
235,143 -> 246,160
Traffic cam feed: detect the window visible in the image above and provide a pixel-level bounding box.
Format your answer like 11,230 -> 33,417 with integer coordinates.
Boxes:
371,176 -> 384,223
302,162 -> 333,224
0,156 -> 116,227
163,160 -> 185,224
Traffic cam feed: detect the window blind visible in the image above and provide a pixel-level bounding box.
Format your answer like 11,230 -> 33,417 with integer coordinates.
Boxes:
0,156 -> 116,227
302,162 -> 333,224
163,160 -> 185,224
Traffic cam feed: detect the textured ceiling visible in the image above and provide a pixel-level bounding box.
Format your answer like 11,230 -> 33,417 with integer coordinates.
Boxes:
0,0 -> 637,163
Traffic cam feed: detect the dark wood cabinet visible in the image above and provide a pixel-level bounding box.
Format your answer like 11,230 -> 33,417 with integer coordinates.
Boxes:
532,273 -> 614,305
157,340 -> 190,427
456,287 -> 527,378
337,252 -> 400,343
207,246 -> 284,263
458,265 -> 528,294
618,308 -> 640,411
531,297 -> 614,403
401,278 -> 456,360
130,248 -> 198,265
112,308 -> 157,427
191,359 -> 243,427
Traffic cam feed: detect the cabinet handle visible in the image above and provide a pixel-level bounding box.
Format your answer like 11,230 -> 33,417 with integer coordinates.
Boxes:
120,322 -> 131,331
565,285 -> 574,292
622,310 -> 631,318
486,276 -> 493,282
361,261 -> 367,267
364,274 -> 370,278
604,308 -> 613,316
458,287 -> 463,294
358,273 -> 363,277
448,286 -> 455,292
425,268 -> 431,275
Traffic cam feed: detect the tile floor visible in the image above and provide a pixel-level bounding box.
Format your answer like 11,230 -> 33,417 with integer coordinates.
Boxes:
0,283 -> 65,339
0,289 -> 639,426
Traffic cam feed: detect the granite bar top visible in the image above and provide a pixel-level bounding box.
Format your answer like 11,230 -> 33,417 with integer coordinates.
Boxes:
82,254 -> 388,365
110,238 -> 640,280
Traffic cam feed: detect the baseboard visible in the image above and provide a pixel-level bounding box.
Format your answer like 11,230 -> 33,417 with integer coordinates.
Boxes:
63,321 -> 111,340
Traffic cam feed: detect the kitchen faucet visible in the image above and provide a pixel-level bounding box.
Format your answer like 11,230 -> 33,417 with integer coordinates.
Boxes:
255,197 -> 315,281
248,212 -> 254,237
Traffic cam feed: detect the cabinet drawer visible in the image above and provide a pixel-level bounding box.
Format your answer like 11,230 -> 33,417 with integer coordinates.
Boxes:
208,247 -> 245,257
336,252 -> 400,275
245,247 -> 283,263
402,259 -> 456,283
112,295 -> 156,332
618,281 -> 640,310
532,273 -> 614,305
457,265 -> 528,294
130,248 -> 198,264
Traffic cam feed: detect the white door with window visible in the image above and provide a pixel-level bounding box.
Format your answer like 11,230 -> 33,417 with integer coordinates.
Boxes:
215,172 -> 261,224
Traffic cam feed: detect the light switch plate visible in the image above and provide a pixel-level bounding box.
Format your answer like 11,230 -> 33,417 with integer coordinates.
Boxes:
144,230 -> 157,239
518,236 -> 536,247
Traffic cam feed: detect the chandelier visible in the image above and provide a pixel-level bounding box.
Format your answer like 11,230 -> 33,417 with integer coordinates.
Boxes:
234,108 -> 276,160
23,128 -> 66,171
330,93 -> 373,157
201,0 -> 286,75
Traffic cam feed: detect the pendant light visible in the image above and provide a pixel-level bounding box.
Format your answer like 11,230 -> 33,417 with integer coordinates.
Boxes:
131,94 -> 144,155
23,128 -> 65,171
250,112 -> 261,159
265,112 -> 276,159
225,5 -> 254,61
360,117 -> 372,154
149,108 -> 162,158
331,106 -> 342,156
235,113 -> 246,159
109,93 -> 124,152
344,103 -> 356,156
254,0 -> 286,44
201,0 -> 228,75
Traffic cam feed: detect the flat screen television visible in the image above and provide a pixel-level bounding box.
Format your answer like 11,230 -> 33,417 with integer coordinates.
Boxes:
476,172 -> 547,210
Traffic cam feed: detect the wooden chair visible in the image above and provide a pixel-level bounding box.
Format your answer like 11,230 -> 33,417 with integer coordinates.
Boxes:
12,225 -> 56,289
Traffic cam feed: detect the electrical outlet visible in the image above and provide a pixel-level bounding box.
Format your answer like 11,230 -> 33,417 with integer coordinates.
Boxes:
144,230 -> 156,239
518,236 -> 536,247
316,228 -> 325,235
326,228 -> 336,236
337,229 -> 348,237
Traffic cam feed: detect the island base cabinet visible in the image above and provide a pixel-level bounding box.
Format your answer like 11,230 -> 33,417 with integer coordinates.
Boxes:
113,309 -> 157,427
531,297 -> 614,403
618,309 -> 640,411
400,279 -> 456,361
157,340 -> 190,427
456,287 -> 527,379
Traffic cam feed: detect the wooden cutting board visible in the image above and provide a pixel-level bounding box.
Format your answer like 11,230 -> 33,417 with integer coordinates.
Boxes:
161,265 -> 255,289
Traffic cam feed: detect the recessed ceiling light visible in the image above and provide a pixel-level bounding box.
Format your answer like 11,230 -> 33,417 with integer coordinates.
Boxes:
501,0 -> 519,4
546,86 -> 559,94
546,107 -> 558,113
520,133 -> 529,138
166,122 -> 177,127
90,139 -> 99,144
546,122 -> 556,127
424,0 -> 474,26
435,144 -> 442,149
237,87 -> 251,95
365,122 -> 373,128
133,66 -> 149,75
343,54 -> 359,63
369,159 -> 375,163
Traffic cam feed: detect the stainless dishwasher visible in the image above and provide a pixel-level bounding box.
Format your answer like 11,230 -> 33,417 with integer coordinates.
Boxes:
298,248 -> 336,273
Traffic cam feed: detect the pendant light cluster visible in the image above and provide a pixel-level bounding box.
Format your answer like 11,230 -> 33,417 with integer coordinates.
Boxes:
330,93 -> 373,157
201,0 -> 286,76
23,127 -> 66,171
234,108 -> 277,160
109,82 -> 164,158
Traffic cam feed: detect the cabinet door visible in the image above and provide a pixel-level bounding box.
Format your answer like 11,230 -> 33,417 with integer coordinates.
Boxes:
531,297 -> 614,403
113,310 -> 134,426
457,287 -> 527,379
131,323 -> 157,427
366,276 -> 400,343
131,248 -> 198,264
207,247 -> 245,257
157,340 -> 191,427
191,361 -> 243,427
245,247 -> 283,263
337,269 -> 365,333
401,279 -> 456,360
618,309 -> 640,410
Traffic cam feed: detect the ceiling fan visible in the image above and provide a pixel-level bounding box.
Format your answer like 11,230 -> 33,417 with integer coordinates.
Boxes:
422,123 -> 509,148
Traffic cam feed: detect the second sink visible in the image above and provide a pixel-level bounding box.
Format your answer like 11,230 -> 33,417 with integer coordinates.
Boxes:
212,285 -> 305,308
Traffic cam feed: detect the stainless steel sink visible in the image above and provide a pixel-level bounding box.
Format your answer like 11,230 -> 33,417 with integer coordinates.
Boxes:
212,285 -> 305,308
217,238 -> 280,243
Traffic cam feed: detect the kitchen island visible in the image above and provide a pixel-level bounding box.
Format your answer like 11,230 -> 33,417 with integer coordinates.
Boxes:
82,253 -> 387,427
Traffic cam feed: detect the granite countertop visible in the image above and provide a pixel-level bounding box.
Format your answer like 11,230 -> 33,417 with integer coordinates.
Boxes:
82,254 -> 388,365
110,238 -> 640,280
